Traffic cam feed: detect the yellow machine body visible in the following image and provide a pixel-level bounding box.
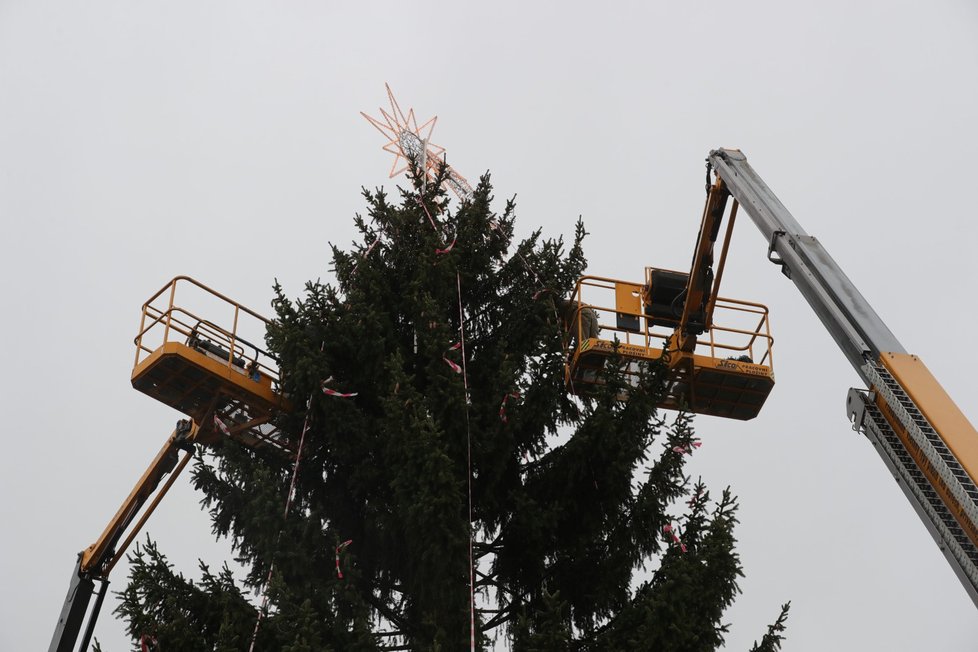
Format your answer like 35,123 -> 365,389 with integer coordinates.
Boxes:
565,272 -> 775,420
131,276 -> 292,452
52,276 -> 294,652
874,352 -> 978,547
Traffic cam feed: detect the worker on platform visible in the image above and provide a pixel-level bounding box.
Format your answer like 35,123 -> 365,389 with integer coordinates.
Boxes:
557,297 -> 600,346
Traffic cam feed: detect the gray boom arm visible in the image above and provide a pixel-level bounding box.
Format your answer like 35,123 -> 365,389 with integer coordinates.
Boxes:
708,148 -> 978,608
708,148 -> 905,382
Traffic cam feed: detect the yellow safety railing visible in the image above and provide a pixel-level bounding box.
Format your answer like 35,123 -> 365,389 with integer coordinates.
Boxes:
133,276 -> 280,386
568,275 -> 774,369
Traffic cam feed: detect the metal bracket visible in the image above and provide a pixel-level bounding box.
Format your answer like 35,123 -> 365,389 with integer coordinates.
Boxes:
767,230 -> 790,278
175,418 -> 197,451
846,387 -> 872,432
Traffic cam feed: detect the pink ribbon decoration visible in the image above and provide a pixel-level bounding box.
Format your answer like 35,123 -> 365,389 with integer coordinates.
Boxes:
321,377 -> 358,398
416,195 -> 440,232
214,414 -> 231,437
351,234 -> 383,275
435,235 -> 457,255
415,194 -> 457,254
140,634 -> 158,652
499,391 -> 521,423
663,524 -> 687,553
672,440 -> 702,456
363,234 -> 383,257
335,539 -> 353,579
444,342 -> 463,374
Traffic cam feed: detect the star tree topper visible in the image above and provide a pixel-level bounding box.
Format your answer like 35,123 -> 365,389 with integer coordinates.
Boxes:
361,84 -> 474,201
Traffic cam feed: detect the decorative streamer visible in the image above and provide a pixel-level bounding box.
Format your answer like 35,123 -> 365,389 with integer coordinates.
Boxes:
214,414 -> 231,437
663,524 -> 687,553
416,193 -> 459,255
672,440 -> 702,456
443,342 -> 463,374
364,234 -> 382,256
499,391 -> 521,423
416,194 -> 441,232
335,539 -> 353,579
321,377 -> 359,398
351,233 -> 384,276
435,235 -> 457,255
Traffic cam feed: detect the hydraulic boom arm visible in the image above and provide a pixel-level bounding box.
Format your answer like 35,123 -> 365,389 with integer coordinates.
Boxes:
49,419 -> 199,652
708,148 -> 978,606
50,275 -> 291,650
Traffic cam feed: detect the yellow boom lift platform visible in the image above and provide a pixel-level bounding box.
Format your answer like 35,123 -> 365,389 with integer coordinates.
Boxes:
50,277 -> 290,652
566,148 -> 978,609
564,174 -> 775,419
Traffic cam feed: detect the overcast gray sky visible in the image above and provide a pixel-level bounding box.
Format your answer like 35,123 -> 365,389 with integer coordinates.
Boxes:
3,2 -> 978,650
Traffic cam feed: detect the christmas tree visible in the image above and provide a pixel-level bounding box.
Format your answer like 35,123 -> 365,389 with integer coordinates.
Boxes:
116,163 -> 789,650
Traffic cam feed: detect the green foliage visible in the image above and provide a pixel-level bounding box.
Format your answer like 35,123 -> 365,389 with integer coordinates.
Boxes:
749,603 -> 791,652
115,538 -> 261,651
115,162 -> 788,649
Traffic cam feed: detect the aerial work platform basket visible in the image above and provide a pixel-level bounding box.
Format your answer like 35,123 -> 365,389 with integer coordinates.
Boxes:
132,276 -> 292,452
565,269 -> 775,420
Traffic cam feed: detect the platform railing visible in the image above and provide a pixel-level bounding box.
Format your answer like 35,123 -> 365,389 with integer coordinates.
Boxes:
705,297 -> 774,367
569,275 -> 774,369
133,276 -> 280,386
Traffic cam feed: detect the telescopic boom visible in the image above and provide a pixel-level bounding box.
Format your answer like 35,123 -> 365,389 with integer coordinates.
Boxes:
709,148 -> 978,606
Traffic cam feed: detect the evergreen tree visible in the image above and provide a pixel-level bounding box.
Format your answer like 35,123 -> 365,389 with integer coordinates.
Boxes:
748,603 -> 791,652
117,163 -> 788,650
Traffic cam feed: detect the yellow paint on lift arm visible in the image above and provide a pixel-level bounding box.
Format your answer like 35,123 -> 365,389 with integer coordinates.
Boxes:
881,352 -> 978,484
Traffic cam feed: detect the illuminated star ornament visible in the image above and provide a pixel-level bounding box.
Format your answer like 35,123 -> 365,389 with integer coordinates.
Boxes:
361,84 -> 474,202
